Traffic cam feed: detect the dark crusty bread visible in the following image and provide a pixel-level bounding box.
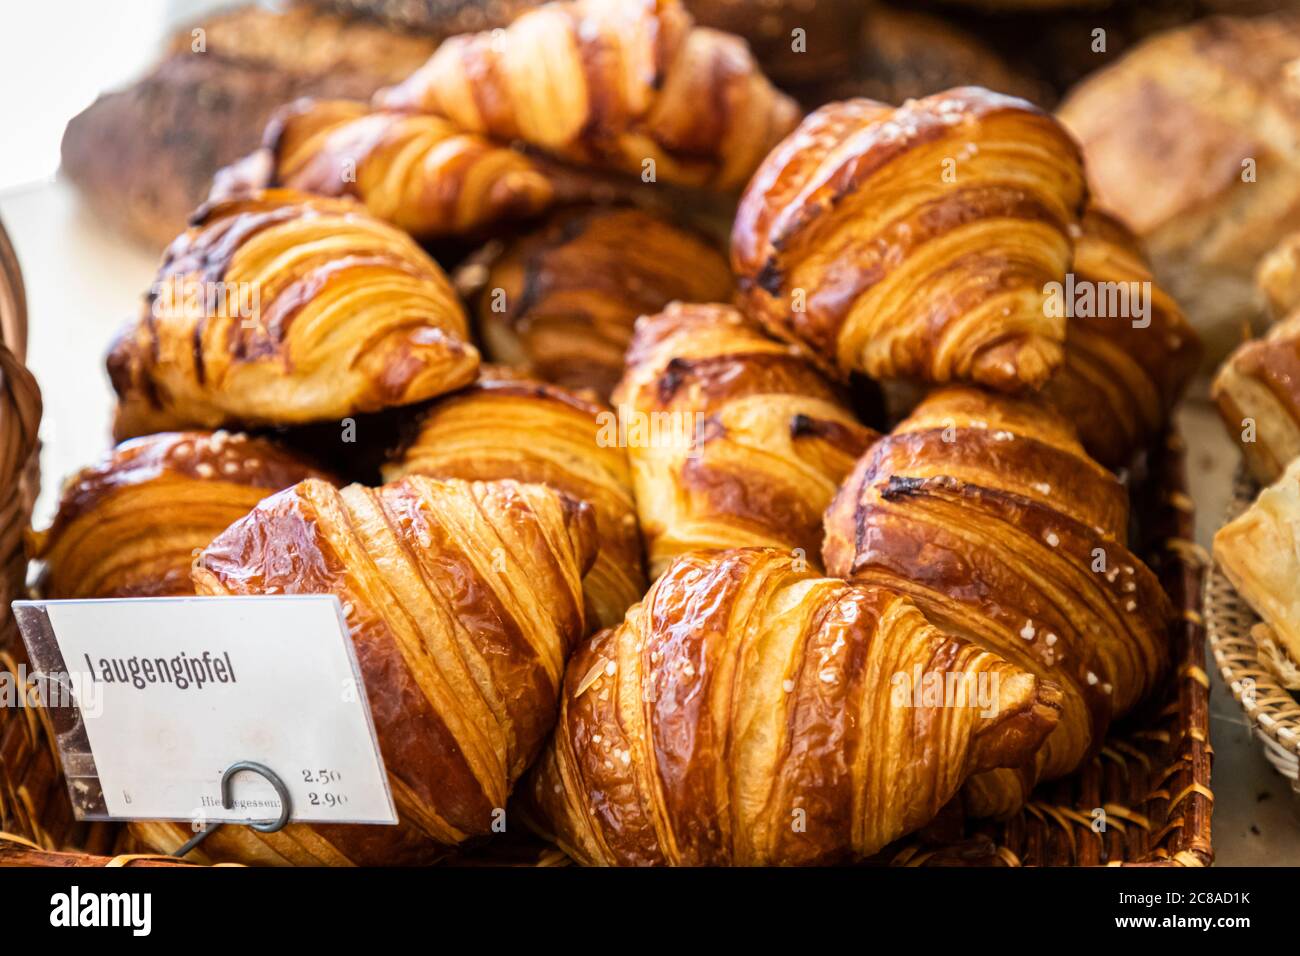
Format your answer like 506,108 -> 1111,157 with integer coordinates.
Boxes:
60,6 -> 437,250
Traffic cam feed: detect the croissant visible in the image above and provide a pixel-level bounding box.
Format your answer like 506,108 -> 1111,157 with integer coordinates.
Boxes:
383,369 -> 645,630
1212,308 -> 1300,485
612,302 -> 877,579
823,386 -> 1172,816
107,189 -> 478,441
375,0 -> 801,191
1040,208 -> 1200,468
466,205 -> 733,400
129,476 -> 595,865
211,99 -> 557,240
732,89 -> 1087,392
27,431 -> 331,600
526,547 -> 1062,865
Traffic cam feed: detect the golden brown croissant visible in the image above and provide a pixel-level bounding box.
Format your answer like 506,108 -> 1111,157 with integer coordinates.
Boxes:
375,0 -> 801,191
732,89 -> 1088,392
526,547 -> 1063,865
382,369 -> 645,630
465,206 -> 733,400
211,99 -> 557,240
130,476 -> 596,865
107,189 -> 478,441
823,386 -> 1172,816
1213,308 -> 1300,485
1040,208 -> 1200,468
27,431 -> 331,600
612,302 -> 877,579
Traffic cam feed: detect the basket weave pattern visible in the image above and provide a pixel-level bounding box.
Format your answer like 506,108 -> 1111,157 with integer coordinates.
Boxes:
1205,468 -> 1300,784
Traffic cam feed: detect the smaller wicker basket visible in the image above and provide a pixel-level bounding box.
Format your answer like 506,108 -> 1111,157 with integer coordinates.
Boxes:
1205,467 -> 1300,786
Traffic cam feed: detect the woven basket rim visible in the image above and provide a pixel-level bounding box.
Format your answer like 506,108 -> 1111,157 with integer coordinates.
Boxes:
1205,467 -> 1300,779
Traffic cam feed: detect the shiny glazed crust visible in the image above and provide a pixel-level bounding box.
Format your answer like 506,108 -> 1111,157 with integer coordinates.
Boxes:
732,89 -> 1087,391
28,431 -> 331,599
823,387 -> 1172,816
131,476 -> 597,865
470,205 -> 733,400
107,190 -> 478,439
383,371 -> 646,630
213,99 -> 558,240
612,302 -> 877,579
527,548 -> 1063,865
1041,208 -> 1200,468
375,0 -> 801,190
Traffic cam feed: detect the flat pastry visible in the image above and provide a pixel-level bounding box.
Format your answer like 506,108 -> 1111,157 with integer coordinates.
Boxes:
1041,207 -> 1200,469
823,386 -> 1172,816
375,0 -> 801,191
612,302 -> 877,578
526,547 -> 1062,865
383,369 -> 645,630
1214,456 -> 1300,668
132,476 -> 596,865
466,206 -> 733,400
28,431 -> 331,599
1213,310 -> 1300,485
732,88 -> 1087,391
107,189 -> 478,440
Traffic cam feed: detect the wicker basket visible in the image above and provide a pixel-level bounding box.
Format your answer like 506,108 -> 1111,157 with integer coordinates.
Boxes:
1204,467 -> 1300,785
888,432 -> 1214,866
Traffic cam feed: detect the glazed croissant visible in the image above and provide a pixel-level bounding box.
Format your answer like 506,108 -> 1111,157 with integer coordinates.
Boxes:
383,368 -> 645,630
466,205 -> 733,400
1040,208 -> 1200,469
29,431 -> 331,599
612,302 -> 877,579
131,476 -> 596,865
823,386 -> 1172,816
526,548 -> 1063,865
108,189 -> 478,441
375,0 -> 801,191
732,89 -> 1087,392
211,99 -> 557,240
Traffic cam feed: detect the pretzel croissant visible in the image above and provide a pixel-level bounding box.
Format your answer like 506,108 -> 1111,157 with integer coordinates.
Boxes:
383,370 -> 645,630
527,548 -> 1062,865
732,89 -> 1087,391
29,431 -> 331,599
824,387 -> 1171,816
612,303 -> 877,578
469,205 -> 733,400
1041,208 -> 1200,468
108,190 -> 478,440
131,476 -> 596,865
376,0 -> 801,191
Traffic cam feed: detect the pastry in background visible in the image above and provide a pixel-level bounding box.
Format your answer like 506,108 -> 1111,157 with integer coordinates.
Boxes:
376,0 -> 802,192
132,476 -> 595,865
1257,231 -> 1300,320
60,5 -> 439,250
683,0 -> 864,85
824,386 -> 1173,817
107,190 -> 478,440
1041,208 -> 1201,469
383,368 -> 646,631
28,432 -> 332,599
793,3 -> 1049,108
733,88 -> 1086,392
299,0 -> 543,33
526,548 -> 1062,865
613,303 -> 877,579
462,205 -> 733,401
1213,309 -> 1300,485
1214,455 -> 1300,673
1057,13 -> 1300,363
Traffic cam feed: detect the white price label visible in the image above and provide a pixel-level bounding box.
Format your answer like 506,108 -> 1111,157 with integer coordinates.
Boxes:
12,596 -> 397,827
